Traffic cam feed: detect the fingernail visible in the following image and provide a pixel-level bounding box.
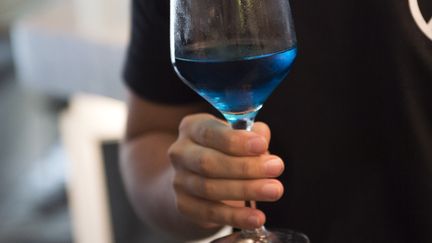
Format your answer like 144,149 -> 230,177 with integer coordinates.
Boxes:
261,184 -> 280,200
247,215 -> 260,228
246,137 -> 266,154
264,159 -> 283,176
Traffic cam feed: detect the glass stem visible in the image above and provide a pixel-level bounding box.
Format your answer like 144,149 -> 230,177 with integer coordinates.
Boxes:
223,109 -> 269,240
223,108 -> 260,131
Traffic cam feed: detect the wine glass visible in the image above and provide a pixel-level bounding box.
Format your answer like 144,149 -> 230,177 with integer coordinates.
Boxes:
170,0 -> 309,242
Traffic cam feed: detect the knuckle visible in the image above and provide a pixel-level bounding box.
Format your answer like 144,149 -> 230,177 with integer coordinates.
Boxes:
197,151 -> 213,175
204,205 -> 218,222
240,182 -> 250,199
172,174 -> 182,190
228,211 -> 238,227
176,199 -> 188,216
224,134 -> 239,151
239,160 -> 251,177
173,189 -> 185,212
200,179 -> 215,198
198,125 -> 213,143
167,144 -> 178,159
167,144 -> 182,166
179,115 -> 193,132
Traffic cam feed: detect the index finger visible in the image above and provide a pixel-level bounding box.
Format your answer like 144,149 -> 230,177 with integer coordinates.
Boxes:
181,114 -> 268,156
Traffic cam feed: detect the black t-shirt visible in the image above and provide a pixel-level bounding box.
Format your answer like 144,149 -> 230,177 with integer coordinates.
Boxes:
124,0 -> 432,242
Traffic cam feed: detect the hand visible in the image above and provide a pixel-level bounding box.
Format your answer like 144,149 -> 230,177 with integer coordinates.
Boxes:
168,113 -> 285,230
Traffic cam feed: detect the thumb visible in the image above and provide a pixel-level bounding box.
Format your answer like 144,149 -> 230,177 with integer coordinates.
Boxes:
251,122 -> 271,144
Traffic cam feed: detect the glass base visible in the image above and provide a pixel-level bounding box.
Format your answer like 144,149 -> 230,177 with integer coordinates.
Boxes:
211,229 -> 310,243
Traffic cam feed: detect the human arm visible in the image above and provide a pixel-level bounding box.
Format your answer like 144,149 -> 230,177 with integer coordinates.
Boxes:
120,91 -> 285,240
120,91 -> 214,240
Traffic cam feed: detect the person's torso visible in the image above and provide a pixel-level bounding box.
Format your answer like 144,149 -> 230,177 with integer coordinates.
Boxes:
258,1 -> 432,242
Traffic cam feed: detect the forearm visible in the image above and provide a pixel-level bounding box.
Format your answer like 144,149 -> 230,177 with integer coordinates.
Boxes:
120,131 -> 220,240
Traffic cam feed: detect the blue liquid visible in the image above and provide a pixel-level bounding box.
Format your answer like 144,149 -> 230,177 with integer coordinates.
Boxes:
173,47 -> 297,114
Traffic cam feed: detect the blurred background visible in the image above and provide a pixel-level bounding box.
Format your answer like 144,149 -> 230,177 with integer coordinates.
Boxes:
0,0 -> 152,242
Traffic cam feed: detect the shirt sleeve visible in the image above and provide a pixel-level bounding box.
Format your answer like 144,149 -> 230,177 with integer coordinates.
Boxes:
123,0 -> 201,104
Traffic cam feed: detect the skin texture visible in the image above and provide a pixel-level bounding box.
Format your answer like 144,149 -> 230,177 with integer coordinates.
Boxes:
120,91 -> 285,241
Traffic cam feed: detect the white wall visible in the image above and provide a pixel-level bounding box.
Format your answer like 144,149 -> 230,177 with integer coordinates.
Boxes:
0,0 -> 52,26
